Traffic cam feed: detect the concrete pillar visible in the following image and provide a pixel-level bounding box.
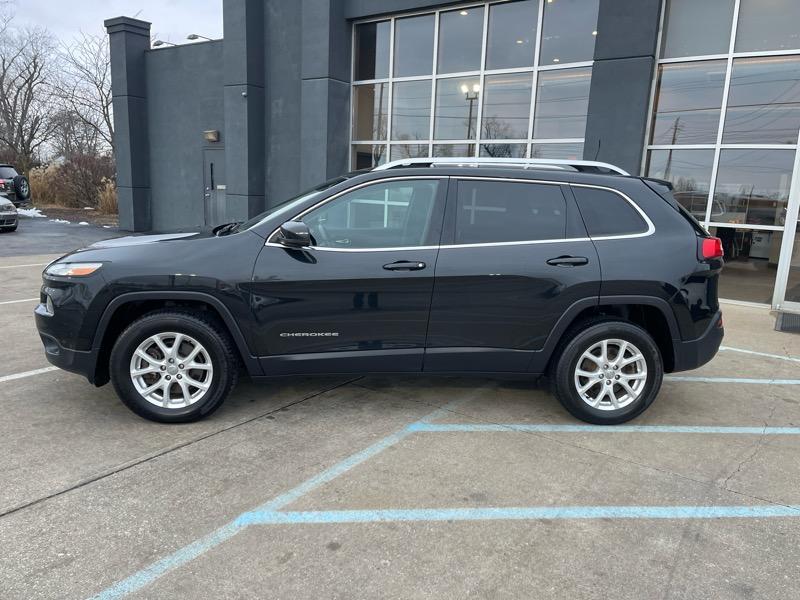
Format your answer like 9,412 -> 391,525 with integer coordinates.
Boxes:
223,0 -> 266,221
298,0 -> 351,190
105,17 -> 152,232
583,0 -> 662,175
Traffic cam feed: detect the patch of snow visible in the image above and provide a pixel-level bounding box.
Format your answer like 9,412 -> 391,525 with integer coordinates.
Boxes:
17,207 -> 47,218
49,218 -> 71,225
102,225 -> 111,229
83,207 -> 95,210
77,221 -> 89,226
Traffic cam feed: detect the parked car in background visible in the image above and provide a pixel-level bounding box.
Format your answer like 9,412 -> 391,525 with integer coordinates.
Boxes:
35,158 -> 724,425
0,164 -> 32,207
0,193 -> 18,232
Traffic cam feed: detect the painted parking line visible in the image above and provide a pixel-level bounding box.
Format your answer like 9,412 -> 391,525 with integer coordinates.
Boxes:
720,345 -> 800,363
666,375 -> 800,385
408,423 -> 800,435
0,366 -> 58,384
239,504 -> 800,525
0,297 -> 39,305
0,262 -> 47,269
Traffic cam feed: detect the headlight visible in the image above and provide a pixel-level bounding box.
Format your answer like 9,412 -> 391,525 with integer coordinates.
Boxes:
0,203 -> 14,213
45,262 -> 103,277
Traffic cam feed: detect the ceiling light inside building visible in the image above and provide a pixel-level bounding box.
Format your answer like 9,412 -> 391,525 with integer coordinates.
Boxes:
460,10 -> 468,15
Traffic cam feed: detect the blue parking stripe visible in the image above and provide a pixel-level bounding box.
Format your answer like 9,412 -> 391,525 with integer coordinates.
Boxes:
243,504 -> 800,525
408,423 -> 800,435
665,375 -> 800,384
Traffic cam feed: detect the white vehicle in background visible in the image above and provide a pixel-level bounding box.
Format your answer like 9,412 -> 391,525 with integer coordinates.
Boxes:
0,192 -> 19,232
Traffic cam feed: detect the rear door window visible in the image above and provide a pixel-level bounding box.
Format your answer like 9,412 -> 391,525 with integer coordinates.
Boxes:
572,186 -> 649,237
454,180 -> 567,244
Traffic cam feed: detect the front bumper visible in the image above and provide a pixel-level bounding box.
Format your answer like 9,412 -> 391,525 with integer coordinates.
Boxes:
0,212 -> 17,227
671,311 -> 724,372
35,303 -> 101,384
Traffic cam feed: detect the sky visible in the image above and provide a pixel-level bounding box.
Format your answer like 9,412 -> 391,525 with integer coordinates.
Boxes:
8,0 -> 223,45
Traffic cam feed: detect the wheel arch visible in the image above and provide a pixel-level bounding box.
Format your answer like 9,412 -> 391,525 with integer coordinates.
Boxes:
536,295 -> 679,374
91,292 -> 261,385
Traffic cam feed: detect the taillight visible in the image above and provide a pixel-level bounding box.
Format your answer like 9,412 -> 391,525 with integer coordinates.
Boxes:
700,237 -> 724,260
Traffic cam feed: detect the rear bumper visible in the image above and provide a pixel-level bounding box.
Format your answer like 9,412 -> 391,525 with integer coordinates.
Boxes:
671,311 -> 724,372
35,304 -> 101,384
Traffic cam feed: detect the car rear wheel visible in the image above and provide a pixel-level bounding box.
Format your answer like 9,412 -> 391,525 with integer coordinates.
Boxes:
552,320 -> 663,424
110,310 -> 238,422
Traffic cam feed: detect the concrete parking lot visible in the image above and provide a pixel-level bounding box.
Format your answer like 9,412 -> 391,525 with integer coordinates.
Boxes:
2,222 -> 800,599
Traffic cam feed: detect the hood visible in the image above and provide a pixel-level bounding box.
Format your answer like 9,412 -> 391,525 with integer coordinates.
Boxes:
88,230 -> 212,248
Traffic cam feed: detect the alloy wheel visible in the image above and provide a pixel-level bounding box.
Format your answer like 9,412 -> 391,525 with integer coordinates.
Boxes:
573,338 -> 648,411
129,332 -> 214,409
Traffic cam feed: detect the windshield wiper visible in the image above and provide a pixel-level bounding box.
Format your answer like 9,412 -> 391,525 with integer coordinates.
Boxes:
214,221 -> 242,236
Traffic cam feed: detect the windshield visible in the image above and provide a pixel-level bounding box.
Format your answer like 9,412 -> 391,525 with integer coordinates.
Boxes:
239,174 -> 357,232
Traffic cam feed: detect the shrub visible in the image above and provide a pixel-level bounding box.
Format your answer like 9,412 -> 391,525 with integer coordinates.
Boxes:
98,177 -> 117,214
27,154 -> 116,212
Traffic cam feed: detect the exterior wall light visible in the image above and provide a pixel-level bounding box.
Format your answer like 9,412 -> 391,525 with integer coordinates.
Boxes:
203,130 -> 220,143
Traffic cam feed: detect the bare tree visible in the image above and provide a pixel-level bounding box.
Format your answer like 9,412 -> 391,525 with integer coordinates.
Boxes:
55,32 -> 113,155
0,26 -> 58,171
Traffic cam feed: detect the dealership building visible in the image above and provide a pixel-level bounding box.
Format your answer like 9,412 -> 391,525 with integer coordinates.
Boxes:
105,0 -> 800,313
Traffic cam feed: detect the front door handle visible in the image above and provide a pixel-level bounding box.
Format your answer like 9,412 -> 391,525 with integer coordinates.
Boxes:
546,256 -> 589,267
383,260 -> 426,271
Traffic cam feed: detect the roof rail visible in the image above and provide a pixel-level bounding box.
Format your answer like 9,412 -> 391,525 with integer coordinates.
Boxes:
372,157 -> 630,176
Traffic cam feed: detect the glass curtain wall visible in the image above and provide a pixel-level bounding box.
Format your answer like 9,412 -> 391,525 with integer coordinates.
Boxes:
645,0 -> 800,306
350,0 -> 599,169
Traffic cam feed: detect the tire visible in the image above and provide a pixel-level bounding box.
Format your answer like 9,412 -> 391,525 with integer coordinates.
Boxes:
0,225 -> 16,232
551,320 -> 663,425
109,310 -> 239,423
13,175 -> 30,200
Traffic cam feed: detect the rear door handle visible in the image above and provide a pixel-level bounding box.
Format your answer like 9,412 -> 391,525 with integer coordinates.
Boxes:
383,260 -> 426,271
546,256 -> 589,267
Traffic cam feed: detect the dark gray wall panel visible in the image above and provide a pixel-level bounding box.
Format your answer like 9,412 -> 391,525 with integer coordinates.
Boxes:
593,0 -> 661,60
583,56 -> 655,176
264,0 -> 304,207
146,42 -> 224,230
344,0 -> 464,19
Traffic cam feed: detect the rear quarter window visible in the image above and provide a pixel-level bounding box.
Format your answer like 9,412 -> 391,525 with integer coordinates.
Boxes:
572,186 -> 649,237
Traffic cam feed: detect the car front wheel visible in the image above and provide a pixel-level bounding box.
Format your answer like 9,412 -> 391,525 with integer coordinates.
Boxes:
110,310 -> 238,422
552,321 -> 663,424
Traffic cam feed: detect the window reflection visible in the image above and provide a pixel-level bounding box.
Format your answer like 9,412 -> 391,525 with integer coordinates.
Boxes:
736,0 -> 800,52
650,62 -> 726,145
437,7 -> 484,74
480,143 -> 527,158
481,73 -> 532,139
390,144 -> 429,160
660,0 -> 734,59
712,150 -> 795,227
433,144 -> 476,157
352,144 -> 387,170
354,21 -> 391,80
391,80 -> 432,141
434,77 -> 480,140
785,220 -> 800,303
646,149 -> 715,219
486,0 -> 537,70
709,226 -> 779,304
539,0 -> 599,65
352,83 -> 388,141
394,15 -> 434,77
533,67 -> 591,139
531,142 -> 583,159
723,56 -> 800,145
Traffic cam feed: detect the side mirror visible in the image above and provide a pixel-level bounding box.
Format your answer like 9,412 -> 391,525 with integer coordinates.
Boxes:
277,220 -> 312,248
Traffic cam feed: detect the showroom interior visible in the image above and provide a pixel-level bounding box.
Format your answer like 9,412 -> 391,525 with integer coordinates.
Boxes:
107,0 -> 800,314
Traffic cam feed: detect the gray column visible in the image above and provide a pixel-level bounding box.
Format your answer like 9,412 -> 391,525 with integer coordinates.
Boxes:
105,17 -> 152,232
583,0 -> 661,175
299,0 -> 351,190
223,0 -> 266,221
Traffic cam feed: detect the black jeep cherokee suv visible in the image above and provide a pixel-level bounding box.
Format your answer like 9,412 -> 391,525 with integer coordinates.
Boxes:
35,158 -> 724,424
